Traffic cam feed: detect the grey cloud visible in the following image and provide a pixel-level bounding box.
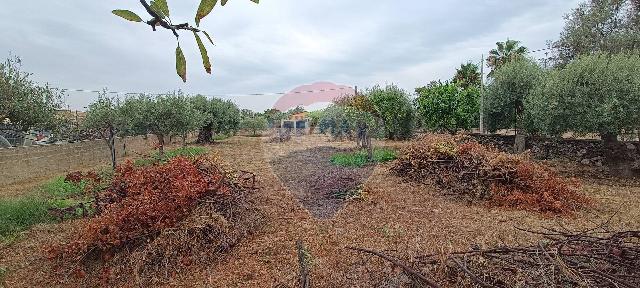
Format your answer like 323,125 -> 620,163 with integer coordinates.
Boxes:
0,0 -> 580,111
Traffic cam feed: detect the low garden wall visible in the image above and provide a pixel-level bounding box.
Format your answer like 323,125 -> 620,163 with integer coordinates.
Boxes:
0,136 -> 156,187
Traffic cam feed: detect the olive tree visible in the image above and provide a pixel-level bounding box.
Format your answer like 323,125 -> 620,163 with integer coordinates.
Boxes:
484,58 -> 544,133
192,95 -> 241,143
241,116 -> 268,136
415,82 -> 480,134
367,84 -> 415,140
84,94 -> 129,169
542,53 -> 640,144
553,0 -> 640,67
0,56 -> 63,133
122,93 -> 203,155
112,0 -> 259,82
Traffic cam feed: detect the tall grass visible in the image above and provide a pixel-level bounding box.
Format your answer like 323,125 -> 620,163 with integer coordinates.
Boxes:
330,148 -> 397,167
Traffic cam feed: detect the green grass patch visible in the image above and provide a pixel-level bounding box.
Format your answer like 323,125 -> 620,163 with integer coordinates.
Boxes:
135,146 -> 208,166
330,148 -> 397,167
0,196 -> 53,240
40,176 -> 85,198
0,177 -> 91,242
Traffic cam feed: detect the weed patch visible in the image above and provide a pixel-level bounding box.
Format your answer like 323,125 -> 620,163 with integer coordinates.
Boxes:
330,148 -> 397,167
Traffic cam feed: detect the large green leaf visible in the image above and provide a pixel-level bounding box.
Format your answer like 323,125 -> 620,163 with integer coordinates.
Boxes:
176,45 -> 187,82
202,30 -> 215,45
112,10 -> 143,22
193,32 -> 212,74
150,0 -> 170,18
195,0 -> 218,27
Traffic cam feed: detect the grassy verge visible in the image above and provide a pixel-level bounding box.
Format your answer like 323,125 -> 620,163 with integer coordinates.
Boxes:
0,177 -> 87,243
330,147 -> 397,167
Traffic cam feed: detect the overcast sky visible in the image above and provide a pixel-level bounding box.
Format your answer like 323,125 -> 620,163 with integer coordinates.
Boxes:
0,0 -> 580,111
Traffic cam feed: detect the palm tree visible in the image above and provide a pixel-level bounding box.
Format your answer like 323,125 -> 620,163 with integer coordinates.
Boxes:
453,62 -> 481,89
486,39 -> 528,76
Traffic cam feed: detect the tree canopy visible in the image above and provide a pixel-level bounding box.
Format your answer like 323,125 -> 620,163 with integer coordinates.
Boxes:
552,0 -> 640,66
484,58 -> 544,133
366,84 -> 415,140
415,82 -> 480,134
454,62 -> 481,89
538,53 -> 640,139
0,56 -> 63,131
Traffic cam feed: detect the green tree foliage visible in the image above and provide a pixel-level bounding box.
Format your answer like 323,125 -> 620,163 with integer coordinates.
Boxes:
121,93 -> 203,154
486,39 -> 528,77
192,95 -> 241,143
484,58 -> 544,132
306,109 -> 324,132
415,82 -> 480,133
112,0 -> 259,82
553,0 -> 640,66
366,84 -> 415,140
535,53 -> 640,141
318,105 -> 352,139
83,94 -> 129,168
263,108 -> 286,128
241,116 -> 268,136
454,62 -> 481,89
0,56 -> 63,132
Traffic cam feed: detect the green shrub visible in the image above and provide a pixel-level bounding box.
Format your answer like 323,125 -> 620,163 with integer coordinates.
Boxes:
330,148 -> 397,167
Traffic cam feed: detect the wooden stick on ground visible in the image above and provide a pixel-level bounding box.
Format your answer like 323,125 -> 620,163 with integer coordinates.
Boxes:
297,240 -> 310,288
347,247 -> 441,288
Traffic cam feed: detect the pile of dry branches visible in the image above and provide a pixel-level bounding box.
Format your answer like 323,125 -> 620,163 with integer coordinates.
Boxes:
47,156 -> 263,286
391,134 -> 592,214
349,228 -> 640,288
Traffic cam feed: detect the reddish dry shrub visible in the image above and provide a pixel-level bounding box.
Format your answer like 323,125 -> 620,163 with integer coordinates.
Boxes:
50,156 -> 231,259
64,171 -> 100,184
392,134 -> 592,215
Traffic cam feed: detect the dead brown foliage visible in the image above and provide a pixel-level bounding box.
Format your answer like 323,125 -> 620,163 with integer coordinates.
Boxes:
46,155 -> 262,286
391,134 -> 593,215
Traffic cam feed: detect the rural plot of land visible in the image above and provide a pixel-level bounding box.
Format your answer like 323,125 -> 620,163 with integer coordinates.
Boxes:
0,134 -> 639,287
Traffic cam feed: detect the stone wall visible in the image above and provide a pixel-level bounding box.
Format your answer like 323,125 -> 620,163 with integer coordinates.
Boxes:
470,133 -> 640,166
0,136 -> 156,187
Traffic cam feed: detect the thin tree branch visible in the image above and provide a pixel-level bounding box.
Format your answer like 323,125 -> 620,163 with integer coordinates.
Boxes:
139,0 -> 200,38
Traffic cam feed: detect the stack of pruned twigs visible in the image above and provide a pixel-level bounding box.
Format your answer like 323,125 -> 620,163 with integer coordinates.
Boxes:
349,228 -> 640,288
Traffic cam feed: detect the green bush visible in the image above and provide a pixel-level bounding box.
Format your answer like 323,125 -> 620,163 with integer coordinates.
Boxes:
330,148 -> 397,167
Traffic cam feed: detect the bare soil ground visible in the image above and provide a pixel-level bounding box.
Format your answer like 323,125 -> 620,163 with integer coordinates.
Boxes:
1,134 -> 640,287
270,146 -> 374,218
